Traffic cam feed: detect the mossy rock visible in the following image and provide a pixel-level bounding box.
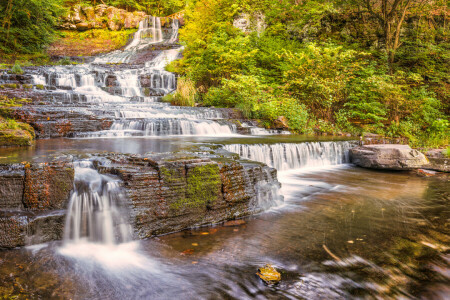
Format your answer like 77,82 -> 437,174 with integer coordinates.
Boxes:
0,129 -> 34,147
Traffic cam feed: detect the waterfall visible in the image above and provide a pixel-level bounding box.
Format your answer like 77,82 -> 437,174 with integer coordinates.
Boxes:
253,169 -> 283,210
224,142 -> 352,171
80,119 -> 237,137
63,161 -> 132,245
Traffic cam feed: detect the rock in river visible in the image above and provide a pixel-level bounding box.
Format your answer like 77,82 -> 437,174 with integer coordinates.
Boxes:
349,144 -> 428,170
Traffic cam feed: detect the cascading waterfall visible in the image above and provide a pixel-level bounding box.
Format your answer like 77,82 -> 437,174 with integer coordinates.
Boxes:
253,169 -> 283,210
63,161 -> 132,245
81,119 -> 237,137
224,142 -> 352,171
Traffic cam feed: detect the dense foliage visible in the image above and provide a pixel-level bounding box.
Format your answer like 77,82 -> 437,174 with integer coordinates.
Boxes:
0,0 -> 66,54
169,0 -> 449,147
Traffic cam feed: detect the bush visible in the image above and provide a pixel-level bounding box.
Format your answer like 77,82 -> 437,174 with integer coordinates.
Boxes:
163,77 -> 197,107
10,62 -> 24,75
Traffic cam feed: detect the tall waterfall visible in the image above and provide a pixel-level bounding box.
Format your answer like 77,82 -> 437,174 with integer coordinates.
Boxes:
94,16 -> 177,64
224,142 -> 352,171
63,161 -> 132,245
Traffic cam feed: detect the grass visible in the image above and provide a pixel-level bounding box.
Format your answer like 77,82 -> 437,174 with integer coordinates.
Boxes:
47,29 -> 137,57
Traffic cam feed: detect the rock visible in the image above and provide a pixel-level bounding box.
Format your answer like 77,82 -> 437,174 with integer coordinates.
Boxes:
423,149 -> 449,172
0,211 -> 65,248
257,264 -> 281,284
0,129 -> 33,147
76,22 -> 90,31
0,164 -> 25,209
23,160 -> 74,210
349,144 -> 429,170
82,6 -> 96,22
98,154 -> 279,238
94,4 -> 108,17
273,116 -> 289,130
71,5 -> 84,23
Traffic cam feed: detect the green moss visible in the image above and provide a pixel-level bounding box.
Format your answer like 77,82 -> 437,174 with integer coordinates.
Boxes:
23,84 -> 33,89
143,88 -> 151,97
35,84 -> 44,90
0,117 -> 35,147
4,84 -> 17,89
170,163 -> 222,210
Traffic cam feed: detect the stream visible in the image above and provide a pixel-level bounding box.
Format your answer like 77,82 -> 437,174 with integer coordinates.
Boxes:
0,15 -> 448,300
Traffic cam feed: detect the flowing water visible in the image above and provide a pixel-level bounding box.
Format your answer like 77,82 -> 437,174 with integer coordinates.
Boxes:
0,13 -> 448,300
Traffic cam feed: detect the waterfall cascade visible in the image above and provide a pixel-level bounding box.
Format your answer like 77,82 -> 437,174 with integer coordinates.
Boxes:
224,142 -> 352,171
64,161 -> 132,245
30,16 -> 238,137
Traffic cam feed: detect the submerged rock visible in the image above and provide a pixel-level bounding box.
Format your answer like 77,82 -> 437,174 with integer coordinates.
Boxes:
257,264 -> 281,284
349,144 -> 428,170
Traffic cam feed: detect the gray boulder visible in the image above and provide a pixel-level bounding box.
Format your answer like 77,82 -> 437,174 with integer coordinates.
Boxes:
349,144 -> 428,170
423,149 -> 449,172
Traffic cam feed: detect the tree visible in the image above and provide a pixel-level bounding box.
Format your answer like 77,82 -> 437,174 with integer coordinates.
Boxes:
353,0 -> 436,67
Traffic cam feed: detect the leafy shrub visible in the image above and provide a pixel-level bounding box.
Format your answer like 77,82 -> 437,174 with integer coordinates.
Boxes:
163,77 -> 197,107
10,62 -> 24,75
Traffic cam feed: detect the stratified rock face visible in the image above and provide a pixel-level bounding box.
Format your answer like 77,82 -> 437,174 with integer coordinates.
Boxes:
0,153 -> 280,248
0,159 -> 74,248
0,211 -> 65,248
98,154 -> 279,238
349,144 -> 429,170
424,149 -> 449,172
0,165 -> 25,210
23,161 -> 74,210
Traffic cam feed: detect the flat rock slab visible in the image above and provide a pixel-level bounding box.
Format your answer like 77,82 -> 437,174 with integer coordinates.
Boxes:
349,144 -> 428,170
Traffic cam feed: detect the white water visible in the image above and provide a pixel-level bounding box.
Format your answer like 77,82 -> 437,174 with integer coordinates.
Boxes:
224,142 -> 352,171
63,162 -> 132,245
81,119 -> 237,137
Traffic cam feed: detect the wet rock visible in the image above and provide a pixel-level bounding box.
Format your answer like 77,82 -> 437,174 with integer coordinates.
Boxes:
23,160 -> 74,210
0,211 -> 65,248
0,164 -> 25,209
349,144 -> 428,170
11,106 -> 114,138
98,154 -> 279,238
423,149 -> 449,172
257,264 -> 281,284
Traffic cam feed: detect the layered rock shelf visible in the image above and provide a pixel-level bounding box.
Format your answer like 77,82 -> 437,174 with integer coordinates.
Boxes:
0,153 -> 280,248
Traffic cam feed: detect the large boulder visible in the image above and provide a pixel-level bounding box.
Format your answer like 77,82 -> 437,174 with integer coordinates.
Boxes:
423,149 -> 449,172
349,144 -> 429,170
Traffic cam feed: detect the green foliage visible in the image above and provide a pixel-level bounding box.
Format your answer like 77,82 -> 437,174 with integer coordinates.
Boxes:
163,77 -> 197,107
10,62 -> 24,74
170,0 -> 448,145
58,56 -> 72,65
0,0 -> 66,54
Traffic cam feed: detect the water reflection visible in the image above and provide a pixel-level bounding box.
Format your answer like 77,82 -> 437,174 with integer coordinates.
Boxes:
0,167 -> 448,299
